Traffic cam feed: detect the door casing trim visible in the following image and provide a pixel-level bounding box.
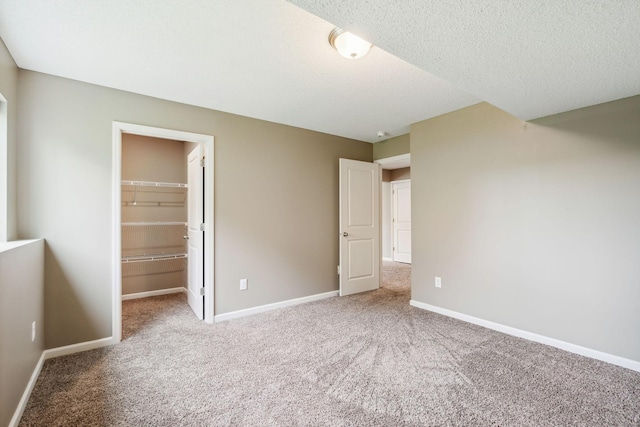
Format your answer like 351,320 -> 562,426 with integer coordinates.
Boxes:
111,122 -> 215,343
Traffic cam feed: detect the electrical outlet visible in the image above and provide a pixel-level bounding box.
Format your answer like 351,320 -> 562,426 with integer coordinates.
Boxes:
31,321 -> 36,342
435,277 -> 442,288
240,278 -> 248,291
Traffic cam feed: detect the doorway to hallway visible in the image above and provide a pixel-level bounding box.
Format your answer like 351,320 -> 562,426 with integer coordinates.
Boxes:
381,260 -> 411,291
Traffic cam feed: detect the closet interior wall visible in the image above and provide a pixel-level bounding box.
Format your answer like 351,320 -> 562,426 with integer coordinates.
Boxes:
121,134 -> 188,296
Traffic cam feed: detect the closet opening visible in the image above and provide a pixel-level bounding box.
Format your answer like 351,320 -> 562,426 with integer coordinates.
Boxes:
112,122 -> 214,344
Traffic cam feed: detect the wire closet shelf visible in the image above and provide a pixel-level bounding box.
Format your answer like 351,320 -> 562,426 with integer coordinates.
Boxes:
121,180 -> 188,207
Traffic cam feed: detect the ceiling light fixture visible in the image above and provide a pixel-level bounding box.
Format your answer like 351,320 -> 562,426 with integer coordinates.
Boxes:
328,27 -> 372,60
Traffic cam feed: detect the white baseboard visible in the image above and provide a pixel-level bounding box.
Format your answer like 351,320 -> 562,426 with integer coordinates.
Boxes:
9,352 -> 46,427
43,337 -> 115,360
382,257 -> 393,262
215,290 -> 339,322
122,287 -> 186,301
410,300 -> 640,373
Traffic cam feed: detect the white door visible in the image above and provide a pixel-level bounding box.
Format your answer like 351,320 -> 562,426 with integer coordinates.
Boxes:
187,145 -> 204,319
392,180 -> 411,263
339,158 -> 381,296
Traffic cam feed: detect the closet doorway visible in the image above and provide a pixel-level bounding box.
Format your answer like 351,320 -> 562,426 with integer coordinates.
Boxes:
112,122 -> 214,344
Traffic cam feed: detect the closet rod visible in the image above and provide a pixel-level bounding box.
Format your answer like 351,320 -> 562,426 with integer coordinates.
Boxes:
121,180 -> 188,188
122,222 -> 187,226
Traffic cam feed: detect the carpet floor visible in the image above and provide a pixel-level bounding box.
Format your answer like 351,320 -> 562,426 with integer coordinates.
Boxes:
19,262 -> 640,426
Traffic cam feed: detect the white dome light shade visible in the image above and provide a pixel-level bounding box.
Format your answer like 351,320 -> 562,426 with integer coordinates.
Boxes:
328,28 -> 372,60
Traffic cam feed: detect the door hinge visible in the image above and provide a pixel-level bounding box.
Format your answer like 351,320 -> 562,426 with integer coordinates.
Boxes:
337,265 -> 341,275
200,223 -> 205,231
199,287 -> 205,296
200,157 -> 205,167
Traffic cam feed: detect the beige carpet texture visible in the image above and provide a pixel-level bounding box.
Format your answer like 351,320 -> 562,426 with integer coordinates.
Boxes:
19,262 -> 640,426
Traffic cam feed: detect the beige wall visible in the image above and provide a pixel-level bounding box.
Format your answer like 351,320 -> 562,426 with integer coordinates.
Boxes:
0,38 -> 18,241
390,167 -> 410,181
411,98 -> 640,362
0,240 -> 44,427
373,134 -> 409,160
122,135 -> 187,183
122,135 -> 187,223
121,135 -> 188,295
17,71 -> 371,348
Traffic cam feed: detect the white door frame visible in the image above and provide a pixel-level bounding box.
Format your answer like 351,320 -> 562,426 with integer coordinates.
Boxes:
374,153 -> 410,170
111,122 -> 215,344
0,93 -> 8,242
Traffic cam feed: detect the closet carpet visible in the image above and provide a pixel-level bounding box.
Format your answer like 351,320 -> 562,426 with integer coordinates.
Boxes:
19,262 -> 640,426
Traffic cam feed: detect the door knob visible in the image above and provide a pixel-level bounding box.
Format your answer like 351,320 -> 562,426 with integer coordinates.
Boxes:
183,235 -> 189,240
342,232 -> 349,237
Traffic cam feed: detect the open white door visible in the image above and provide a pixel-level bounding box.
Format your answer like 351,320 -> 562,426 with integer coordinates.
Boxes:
392,180 -> 411,263
339,158 -> 381,296
187,145 -> 204,319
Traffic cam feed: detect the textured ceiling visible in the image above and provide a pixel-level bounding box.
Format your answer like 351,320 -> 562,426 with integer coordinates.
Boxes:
288,0 -> 640,120
1,1 -> 638,143
0,0 -> 477,142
